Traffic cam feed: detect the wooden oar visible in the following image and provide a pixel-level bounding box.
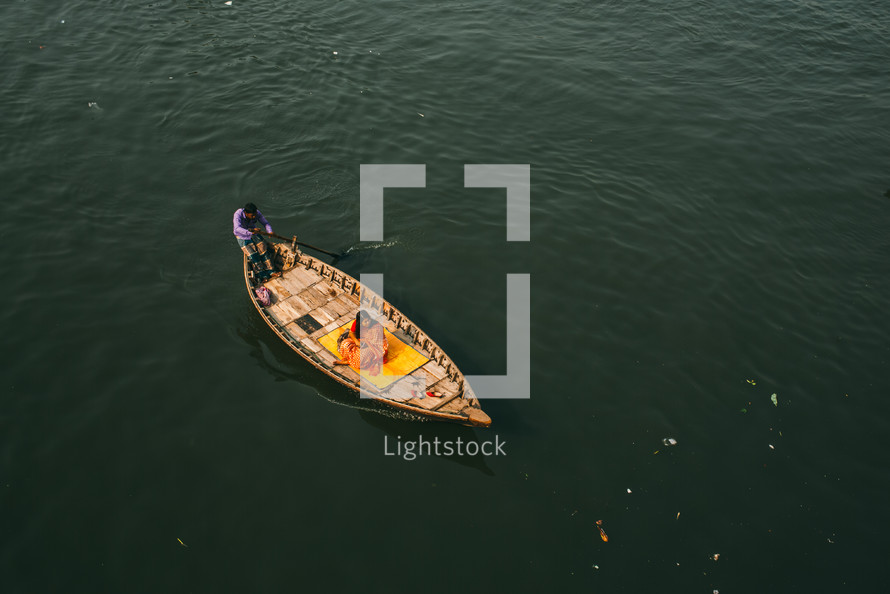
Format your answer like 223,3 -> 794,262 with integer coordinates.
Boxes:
255,231 -> 342,258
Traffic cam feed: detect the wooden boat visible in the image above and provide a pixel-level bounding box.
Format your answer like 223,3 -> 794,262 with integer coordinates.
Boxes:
243,239 -> 492,427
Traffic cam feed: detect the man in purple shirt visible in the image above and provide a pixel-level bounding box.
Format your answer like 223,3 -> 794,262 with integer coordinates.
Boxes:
233,202 -> 280,281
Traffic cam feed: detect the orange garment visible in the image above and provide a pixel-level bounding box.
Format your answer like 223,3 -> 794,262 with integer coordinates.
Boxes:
338,324 -> 389,375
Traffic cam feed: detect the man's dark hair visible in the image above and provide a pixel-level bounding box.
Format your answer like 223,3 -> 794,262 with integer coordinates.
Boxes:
243,202 -> 258,214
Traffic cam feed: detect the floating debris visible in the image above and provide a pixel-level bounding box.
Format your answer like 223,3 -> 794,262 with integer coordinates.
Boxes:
747,379 -> 756,386
662,438 -> 677,446
676,512 -> 680,520
177,538 -> 188,548
771,393 -> 778,406
769,444 -> 775,450
626,488 -> 632,494
224,1 -> 232,5
711,553 -> 720,561
596,520 -> 609,542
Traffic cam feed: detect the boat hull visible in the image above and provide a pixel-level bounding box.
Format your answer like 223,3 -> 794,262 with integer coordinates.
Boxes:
243,242 -> 491,428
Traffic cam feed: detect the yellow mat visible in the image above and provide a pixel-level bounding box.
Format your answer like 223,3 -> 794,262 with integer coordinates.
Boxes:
318,323 -> 430,390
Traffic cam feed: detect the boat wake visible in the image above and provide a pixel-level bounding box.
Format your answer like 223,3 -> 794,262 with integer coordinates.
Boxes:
342,240 -> 400,254
312,389 -> 433,423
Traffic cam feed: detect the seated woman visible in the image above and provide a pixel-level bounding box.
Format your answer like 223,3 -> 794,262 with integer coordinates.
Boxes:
334,310 -> 389,376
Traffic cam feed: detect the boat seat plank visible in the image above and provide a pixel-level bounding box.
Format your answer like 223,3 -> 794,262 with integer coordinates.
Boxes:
436,398 -> 467,413
269,296 -> 312,326
336,366 -> 361,384
310,307 -> 335,326
337,292 -> 360,307
310,326 -> 330,340
335,313 -> 355,328
310,283 -> 336,303
286,295 -> 313,318
315,349 -> 338,366
431,393 -> 461,411
300,337 -> 323,353
286,266 -> 319,288
297,286 -> 327,310
265,278 -> 292,300
406,396 -> 441,410
326,296 -> 350,317
313,283 -> 341,303
314,283 -> 340,300
284,321 -> 309,340
279,273 -> 311,296
423,361 -> 448,381
429,378 -> 460,396
437,397 -> 467,414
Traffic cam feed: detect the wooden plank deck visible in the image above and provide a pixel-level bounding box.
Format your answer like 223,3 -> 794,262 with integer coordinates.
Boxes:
269,296 -> 312,326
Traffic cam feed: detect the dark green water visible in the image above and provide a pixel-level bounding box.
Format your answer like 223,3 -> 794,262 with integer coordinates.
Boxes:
2,1 -> 889,592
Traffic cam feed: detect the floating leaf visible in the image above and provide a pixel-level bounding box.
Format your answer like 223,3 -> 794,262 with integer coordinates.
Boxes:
596,521 -> 609,542
771,393 -> 778,407
747,379 -> 756,386
740,408 -> 747,413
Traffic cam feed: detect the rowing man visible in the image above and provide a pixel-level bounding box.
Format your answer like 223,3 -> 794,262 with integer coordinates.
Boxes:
233,202 -> 281,281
